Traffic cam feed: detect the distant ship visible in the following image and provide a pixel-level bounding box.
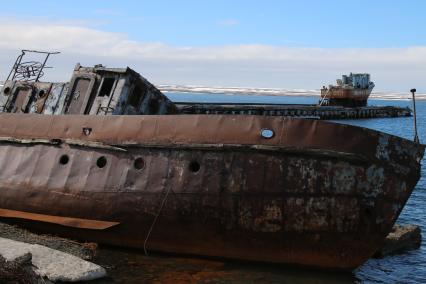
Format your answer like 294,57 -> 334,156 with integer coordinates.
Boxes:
320,73 -> 375,107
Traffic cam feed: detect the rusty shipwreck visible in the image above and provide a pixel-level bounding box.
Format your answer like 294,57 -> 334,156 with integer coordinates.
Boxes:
0,52 -> 424,270
320,73 -> 375,107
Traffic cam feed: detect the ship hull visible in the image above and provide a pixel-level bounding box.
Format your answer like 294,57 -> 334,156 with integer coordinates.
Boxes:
0,114 -> 423,270
321,87 -> 373,107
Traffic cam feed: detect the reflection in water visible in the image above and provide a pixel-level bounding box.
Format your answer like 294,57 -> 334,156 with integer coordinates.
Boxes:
88,246 -> 355,284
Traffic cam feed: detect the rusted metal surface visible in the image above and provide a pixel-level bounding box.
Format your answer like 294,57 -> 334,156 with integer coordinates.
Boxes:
0,64 -> 178,116
0,208 -> 119,230
0,64 -> 409,120
43,83 -> 69,115
5,50 -> 60,83
176,102 -> 411,119
320,73 -> 375,107
0,81 -> 68,115
0,60 -> 422,270
65,75 -> 93,114
321,88 -> 372,101
63,64 -> 178,115
0,113 -> 423,270
320,88 -> 373,107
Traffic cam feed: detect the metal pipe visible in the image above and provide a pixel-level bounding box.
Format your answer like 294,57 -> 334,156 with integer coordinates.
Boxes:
6,50 -> 25,81
411,88 -> 419,143
34,53 -> 51,82
22,50 -> 60,55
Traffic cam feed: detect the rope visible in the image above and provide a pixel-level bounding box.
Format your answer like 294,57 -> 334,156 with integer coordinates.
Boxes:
143,186 -> 172,256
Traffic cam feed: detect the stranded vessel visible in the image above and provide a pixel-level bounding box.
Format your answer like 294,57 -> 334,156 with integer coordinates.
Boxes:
320,73 -> 375,107
0,53 -> 423,270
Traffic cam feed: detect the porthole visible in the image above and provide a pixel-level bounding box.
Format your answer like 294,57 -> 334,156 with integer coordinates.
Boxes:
3,87 -> 10,96
82,127 -> 92,136
260,128 -> 275,139
59,154 -> 69,165
96,156 -> 107,168
134,157 -> 145,170
189,161 -> 200,173
38,90 -> 46,98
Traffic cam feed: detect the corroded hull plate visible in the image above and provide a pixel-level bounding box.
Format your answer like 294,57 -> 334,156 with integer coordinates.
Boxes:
0,114 -> 423,270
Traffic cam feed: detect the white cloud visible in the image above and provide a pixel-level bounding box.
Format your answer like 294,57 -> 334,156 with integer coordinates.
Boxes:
0,20 -> 424,92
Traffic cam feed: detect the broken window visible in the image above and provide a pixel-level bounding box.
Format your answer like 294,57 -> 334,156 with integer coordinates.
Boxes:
149,99 -> 159,114
128,85 -> 142,108
98,78 -> 115,97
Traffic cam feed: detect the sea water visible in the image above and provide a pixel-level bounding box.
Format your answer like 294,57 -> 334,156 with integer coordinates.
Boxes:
165,92 -> 426,284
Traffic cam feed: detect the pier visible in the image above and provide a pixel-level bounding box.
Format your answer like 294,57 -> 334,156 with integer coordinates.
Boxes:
175,102 -> 412,119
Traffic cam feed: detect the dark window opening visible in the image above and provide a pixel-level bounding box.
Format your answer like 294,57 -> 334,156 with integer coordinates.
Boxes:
189,161 -> 200,173
149,99 -> 159,114
96,156 -> 107,168
98,78 -> 115,97
59,155 -> 69,165
128,86 -> 142,108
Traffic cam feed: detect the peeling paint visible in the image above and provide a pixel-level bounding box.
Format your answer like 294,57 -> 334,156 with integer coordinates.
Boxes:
376,135 -> 390,161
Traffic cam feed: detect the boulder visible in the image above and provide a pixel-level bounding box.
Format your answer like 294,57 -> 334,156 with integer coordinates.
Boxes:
376,224 -> 421,257
0,237 -> 106,282
0,254 -> 46,284
0,221 -> 97,260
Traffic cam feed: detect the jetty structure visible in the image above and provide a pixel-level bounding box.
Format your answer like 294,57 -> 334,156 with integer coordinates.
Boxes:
175,101 -> 410,120
171,73 -> 411,119
0,50 -> 423,270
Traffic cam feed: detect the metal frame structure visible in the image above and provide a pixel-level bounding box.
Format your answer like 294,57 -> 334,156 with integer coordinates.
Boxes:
5,50 -> 60,82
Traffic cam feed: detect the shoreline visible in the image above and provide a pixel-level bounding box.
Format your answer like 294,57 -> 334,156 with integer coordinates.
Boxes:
0,222 -> 420,283
159,85 -> 426,101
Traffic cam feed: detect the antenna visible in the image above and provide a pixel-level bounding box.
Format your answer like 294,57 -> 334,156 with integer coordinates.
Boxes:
410,88 -> 419,144
5,49 -> 60,82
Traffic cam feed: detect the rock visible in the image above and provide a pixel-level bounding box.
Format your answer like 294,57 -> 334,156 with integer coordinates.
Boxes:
0,221 -> 97,260
0,254 -> 46,284
31,244 -> 106,282
375,224 -> 421,257
0,237 -> 106,282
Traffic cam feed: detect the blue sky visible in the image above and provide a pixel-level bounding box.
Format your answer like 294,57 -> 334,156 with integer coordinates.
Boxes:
0,1 -> 424,91
3,0 -> 425,48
